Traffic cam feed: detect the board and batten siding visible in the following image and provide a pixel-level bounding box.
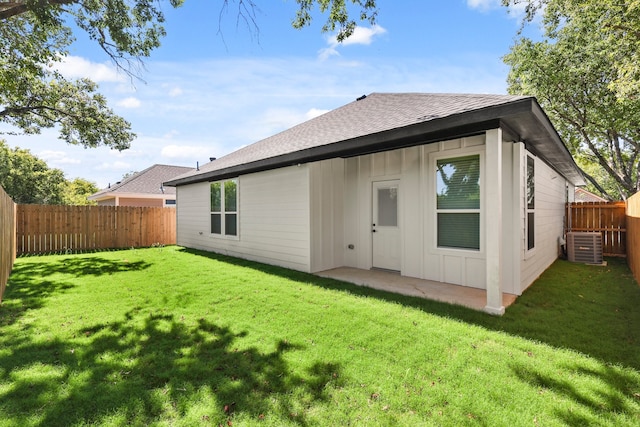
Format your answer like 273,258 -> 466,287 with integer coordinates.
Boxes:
424,136 -> 487,289
176,165 -> 312,272
338,134 -> 488,289
309,159 -> 345,273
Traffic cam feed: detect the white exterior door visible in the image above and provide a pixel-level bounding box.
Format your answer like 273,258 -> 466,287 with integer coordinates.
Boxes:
372,180 -> 401,271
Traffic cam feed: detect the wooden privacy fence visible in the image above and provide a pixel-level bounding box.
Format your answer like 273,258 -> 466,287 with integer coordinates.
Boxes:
626,194 -> 640,284
16,205 -> 176,255
566,201 -> 627,257
0,185 -> 17,303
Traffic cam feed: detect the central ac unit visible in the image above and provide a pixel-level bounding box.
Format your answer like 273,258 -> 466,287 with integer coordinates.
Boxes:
566,232 -> 603,264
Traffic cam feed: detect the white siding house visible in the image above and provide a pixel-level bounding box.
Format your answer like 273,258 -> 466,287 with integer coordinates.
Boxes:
165,93 -> 584,315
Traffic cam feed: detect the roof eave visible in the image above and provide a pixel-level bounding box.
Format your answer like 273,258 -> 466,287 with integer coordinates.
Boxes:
165,97 -> 585,187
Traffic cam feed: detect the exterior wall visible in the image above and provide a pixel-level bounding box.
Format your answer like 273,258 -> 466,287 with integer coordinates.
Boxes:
176,165 -> 312,272
501,141 -> 521,295
336,134 -> 488,289
518,153 -> 571,292
97,199 -> 116,207
118,197 -> 164,208
424,136 -> 487,289
96,197 -> 165,207
309,159 -> 345,272
175,129 -> 574,296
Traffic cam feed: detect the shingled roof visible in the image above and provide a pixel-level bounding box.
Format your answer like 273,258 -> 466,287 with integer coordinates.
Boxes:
90,164 -> 194,200
165,93 -> 585,186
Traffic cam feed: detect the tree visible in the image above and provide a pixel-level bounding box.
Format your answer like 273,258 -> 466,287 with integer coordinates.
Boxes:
0,140 -> 66,204
1,1 -> 377,150
503,0 -> 640,199
503,0 -> 640,99
63,178 -> 99,205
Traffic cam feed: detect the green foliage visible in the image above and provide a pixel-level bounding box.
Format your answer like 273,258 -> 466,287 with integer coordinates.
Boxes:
0,1 -> 378,149
1,248 -> 639,425
292,0 -> 378,41
62,178 -> 99,205
0,140 -> 99,205
0,13 -> 135,150
0,140 -> 66,204
503,0 -> 640,99
503,0 -> 640,199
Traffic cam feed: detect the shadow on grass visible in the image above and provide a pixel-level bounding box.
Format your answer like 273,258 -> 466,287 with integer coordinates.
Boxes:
180,248 -> 640,424
180,248 -> 640,370
10,254 -> 151,279
513,362 -> 638,425
3,248 -> 637,424
1,255 -> 151,328
0,307 -> 340,426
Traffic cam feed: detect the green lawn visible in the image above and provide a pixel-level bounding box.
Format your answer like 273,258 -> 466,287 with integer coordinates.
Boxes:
1,246 -> 639,426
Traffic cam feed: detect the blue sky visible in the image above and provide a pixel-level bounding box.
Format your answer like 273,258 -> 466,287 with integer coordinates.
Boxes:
3,0 -> 536,189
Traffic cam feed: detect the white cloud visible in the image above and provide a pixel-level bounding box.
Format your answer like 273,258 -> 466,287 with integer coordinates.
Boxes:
97,161 -> 132,171
319,25 -> 387,60
4,52 -> 509,189
117,97 -> 142,109
38,150 -> 81,165
161,144 -> 213,160
52,55 -> 124,82
468,0 -> 531,18
169,87 -> 184,97
306,108 -> 329,120
467,0 -> 500,10
340,26 -> 388,46
163,130 -> 180,139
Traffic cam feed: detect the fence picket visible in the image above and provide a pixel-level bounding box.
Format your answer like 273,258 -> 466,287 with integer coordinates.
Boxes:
0,185 -> 16,303
14,205 -> 176,255
566,201 -> 627,257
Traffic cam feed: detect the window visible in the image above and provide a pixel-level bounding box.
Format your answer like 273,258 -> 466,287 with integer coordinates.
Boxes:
526,156 -> 535,250
436,155 -> 480,250
165,199 -> 176,206
210,179 -> 238,236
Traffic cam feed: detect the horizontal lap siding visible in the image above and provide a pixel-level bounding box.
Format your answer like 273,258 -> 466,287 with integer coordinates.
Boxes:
240,167 -> 310,270
175,181 -> 209,248
175,166 -> 311,272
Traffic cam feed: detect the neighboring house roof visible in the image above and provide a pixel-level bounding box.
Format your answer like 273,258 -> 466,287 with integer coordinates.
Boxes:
90,164 -> 194,201
164,93 -> 585,187
575,187 -> 607,203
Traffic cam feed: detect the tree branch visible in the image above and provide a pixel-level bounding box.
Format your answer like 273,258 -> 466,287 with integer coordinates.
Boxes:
0,0 -> 74,20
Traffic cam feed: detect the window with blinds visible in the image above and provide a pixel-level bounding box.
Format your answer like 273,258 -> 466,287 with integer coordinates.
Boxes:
526,155 -> 535,251
436,155 -> 480,250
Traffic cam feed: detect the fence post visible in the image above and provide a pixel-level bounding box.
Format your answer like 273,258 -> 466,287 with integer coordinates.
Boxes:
0,185 -> 17,303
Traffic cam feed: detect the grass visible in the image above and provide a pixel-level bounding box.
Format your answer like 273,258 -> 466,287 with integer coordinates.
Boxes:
0,246 -> 639,426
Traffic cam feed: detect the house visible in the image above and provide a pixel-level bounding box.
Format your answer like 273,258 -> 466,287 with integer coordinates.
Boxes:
574,187 -> 607,203
164,93 -> 585,315
90,164 -> 193,207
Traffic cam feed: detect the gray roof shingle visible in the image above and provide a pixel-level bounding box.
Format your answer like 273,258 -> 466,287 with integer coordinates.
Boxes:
165,93 -> 584,186
91,164 -> 194,199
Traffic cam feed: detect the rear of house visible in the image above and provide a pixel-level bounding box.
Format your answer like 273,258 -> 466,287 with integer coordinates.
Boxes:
166,93 -> 584,314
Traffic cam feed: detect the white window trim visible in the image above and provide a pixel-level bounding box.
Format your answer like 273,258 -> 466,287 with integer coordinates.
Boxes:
210,178 -> 240,240
429,148 -> 485,257
525,154 -> 536,257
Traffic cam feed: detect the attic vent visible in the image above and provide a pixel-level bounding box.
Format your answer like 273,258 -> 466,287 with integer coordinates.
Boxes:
567,232 -> 603,264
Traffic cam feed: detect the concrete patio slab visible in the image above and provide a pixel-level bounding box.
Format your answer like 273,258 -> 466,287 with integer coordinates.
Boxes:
316,267 -> 518,312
